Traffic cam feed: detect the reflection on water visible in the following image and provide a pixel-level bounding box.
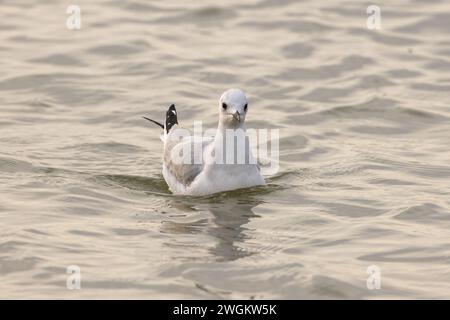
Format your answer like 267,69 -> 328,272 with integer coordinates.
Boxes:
1,0 -> 450,299
164,195 -> 262,262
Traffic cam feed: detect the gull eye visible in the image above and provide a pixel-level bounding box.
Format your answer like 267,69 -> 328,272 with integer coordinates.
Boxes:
222,103 -> 228,110
244,104 -> 248,111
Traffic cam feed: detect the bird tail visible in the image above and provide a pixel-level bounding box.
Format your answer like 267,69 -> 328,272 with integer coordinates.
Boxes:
143,104 -> 178,134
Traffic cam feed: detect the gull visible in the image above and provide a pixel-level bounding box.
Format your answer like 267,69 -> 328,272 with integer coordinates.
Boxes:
144,89 -> 265,196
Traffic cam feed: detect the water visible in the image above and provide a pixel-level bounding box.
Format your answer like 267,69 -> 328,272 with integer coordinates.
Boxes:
1,0 -> 450,299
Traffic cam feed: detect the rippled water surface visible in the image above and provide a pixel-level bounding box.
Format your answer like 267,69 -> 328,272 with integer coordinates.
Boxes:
1,0 -> 450,299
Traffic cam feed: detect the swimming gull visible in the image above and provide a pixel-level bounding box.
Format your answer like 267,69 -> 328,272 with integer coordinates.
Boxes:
144,89 -> 265,195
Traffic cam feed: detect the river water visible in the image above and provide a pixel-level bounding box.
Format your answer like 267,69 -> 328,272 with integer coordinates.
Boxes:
1,0 -> 450,299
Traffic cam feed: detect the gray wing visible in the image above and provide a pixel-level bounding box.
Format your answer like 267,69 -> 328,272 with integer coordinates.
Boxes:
164,130 -> 214,187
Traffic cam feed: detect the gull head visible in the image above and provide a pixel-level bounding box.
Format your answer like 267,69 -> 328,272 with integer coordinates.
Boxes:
218,89 -> 248,128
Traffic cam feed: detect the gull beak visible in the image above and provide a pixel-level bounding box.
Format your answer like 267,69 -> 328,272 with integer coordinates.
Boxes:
232,111 -> 240,122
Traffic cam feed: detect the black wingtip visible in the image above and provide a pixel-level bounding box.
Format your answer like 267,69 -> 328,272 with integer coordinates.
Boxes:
165,104 -> 178,133
142,116 -> 164,129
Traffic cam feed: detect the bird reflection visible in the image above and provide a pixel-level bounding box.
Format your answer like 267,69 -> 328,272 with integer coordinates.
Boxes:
161,190 -> 264,262
104,173 -> 269,262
